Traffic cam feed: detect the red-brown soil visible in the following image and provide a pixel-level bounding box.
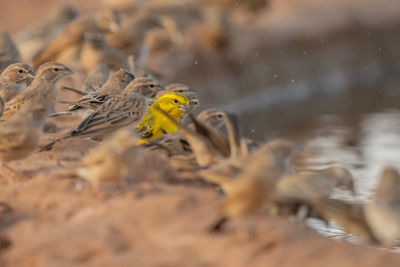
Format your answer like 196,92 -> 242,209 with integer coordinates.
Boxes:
1,0 -> 400,266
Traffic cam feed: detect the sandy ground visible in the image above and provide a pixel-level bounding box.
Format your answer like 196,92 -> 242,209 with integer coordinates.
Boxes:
1,0 -> 400,266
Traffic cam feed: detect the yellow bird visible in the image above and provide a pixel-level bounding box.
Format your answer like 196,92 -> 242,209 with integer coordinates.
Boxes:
136,92 -> 189,144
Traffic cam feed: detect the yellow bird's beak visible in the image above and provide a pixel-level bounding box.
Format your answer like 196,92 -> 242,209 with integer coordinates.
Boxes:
178,104 -> 190,112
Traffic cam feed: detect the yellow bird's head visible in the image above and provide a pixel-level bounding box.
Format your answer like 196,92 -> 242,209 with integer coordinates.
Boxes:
153,92 -> 190,119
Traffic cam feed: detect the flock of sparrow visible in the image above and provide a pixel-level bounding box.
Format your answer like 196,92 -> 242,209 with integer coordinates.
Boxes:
0,0 -> 399,251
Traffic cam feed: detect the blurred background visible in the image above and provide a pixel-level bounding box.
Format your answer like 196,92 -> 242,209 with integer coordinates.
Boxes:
2,0 -> 400,232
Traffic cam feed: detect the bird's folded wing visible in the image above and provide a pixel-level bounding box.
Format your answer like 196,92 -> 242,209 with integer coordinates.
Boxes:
1,95 -> 27,119
73,95 -> 146,136
68,93 -> 110,111
135,116 -> 155,139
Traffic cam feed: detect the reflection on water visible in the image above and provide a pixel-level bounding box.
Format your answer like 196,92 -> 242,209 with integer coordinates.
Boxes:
307,110 -> 400,199
304,109 -> 400,244
233,84 -> 400,244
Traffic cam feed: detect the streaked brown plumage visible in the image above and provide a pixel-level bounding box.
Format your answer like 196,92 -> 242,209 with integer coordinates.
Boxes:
70,90 -> 148,139
41,84 -> 149,151
1,62 -> 72,120
56,69 -> 135,118
0,63 -> 35,102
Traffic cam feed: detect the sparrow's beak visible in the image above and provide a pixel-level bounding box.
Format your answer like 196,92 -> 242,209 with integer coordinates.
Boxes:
27,71 -> 35,79
63,66 -> 74,75
178,104 -> 190,112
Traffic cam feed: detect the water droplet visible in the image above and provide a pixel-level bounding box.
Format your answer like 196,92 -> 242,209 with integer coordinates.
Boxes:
194,61 -> 198,65
251,129 -> 255,133
291,78 -> 296,83
75,181 -> 83,192
274,74 -> 278,78
303,51 -> 307,55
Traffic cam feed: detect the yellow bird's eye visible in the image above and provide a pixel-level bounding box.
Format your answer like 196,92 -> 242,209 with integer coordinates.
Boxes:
173,99 -> 179,103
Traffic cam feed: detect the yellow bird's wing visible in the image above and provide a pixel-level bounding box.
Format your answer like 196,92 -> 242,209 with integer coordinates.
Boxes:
135,114 -> 156,140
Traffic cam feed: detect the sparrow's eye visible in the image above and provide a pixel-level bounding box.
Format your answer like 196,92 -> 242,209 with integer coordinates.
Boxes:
18,69 -> 23,73
217,114 -> 223,118
54,68 -> 59,72
178,90 -> 183,93
150,84 -> 154,88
